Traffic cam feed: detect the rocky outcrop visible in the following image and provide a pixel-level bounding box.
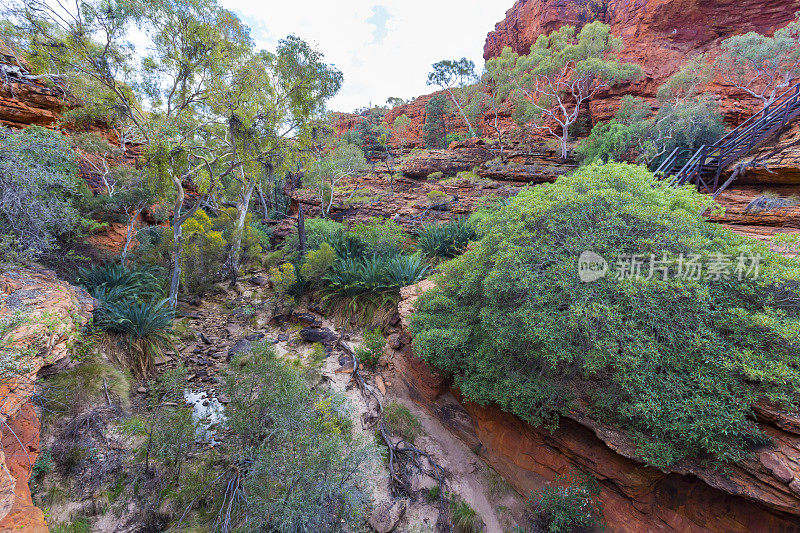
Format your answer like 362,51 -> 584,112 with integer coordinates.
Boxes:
401,143 -> 494,178
0,267 -> 94,532
0,40 -> 64,129
392,281 -> 800,533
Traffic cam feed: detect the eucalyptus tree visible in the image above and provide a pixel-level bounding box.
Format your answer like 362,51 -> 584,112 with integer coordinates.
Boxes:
211,36 -> 343,284
490,22 -> 641,159
12,0 -> 255,305
717,13 -> 800,107
427,58 -> 478,137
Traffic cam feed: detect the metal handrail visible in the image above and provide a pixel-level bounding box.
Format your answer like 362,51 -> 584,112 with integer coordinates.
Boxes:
664,81 -> 800,193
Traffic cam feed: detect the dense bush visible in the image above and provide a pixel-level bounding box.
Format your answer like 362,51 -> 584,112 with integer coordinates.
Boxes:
214,343 -> 377,531
416,218 -> 476,259
529,471 -> 604,533
0,126 -> 91,260
412,162 -> 800,467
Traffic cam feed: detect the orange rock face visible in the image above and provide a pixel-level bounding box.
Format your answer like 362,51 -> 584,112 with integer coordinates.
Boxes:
0,267 -> 94,532
393,281 -> 800,533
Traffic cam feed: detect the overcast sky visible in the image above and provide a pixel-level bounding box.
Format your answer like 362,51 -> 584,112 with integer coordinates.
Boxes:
221,1 -> 512,112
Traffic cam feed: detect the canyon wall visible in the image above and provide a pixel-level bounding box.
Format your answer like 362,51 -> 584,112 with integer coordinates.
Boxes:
0,268 -> 94,532
485,0 -> 800,123
393,282 -> 800,533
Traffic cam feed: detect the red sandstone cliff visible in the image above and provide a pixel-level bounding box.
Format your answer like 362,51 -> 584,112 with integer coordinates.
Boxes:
484,0 -> 800,123
0,268 -> 94,532
392,282 -> 800,533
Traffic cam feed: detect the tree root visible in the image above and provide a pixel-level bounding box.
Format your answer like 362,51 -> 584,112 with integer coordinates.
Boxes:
336,338 -> 453,531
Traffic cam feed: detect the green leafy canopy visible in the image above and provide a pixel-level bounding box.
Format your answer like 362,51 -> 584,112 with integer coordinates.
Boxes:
411,162 -> 800,468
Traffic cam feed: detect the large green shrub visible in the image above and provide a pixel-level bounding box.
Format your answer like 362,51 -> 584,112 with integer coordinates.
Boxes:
412,162 -> 800,468
0,126 -> 90,260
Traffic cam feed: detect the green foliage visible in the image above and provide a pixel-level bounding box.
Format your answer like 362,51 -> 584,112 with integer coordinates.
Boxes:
269,263 -> 297,303
144,365 -> 196,485
323,254 -> 429,299
447,132 -> 465,145
427,172 -> 444,180
416,218 -> 476,259
356,328 -> 386,367
0,126 -> 89,260
578,60 -> 725,168
529,471 -> 604,533
299,242 -> 337,283
216,343 -> 377,531
382,401 -> 423,443
308,142 -> 369,217
32,449 -> 54,478
382,254 -> 430,288
179,208 -> 263,295
49,518 -> 91,533
393,114 -> 412,151
412,162 -> 800,468
348,217 -> 408,256
355,107 -> 390,154
423,95 -> 449,149
42,355 -> 132,419
79,263 -> 173,376
78,263 -> 165,302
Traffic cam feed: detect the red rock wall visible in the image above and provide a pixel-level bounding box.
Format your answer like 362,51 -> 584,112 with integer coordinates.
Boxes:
485,0 -> 800,121
393,282 -> 800,533
0,268 -> 94,532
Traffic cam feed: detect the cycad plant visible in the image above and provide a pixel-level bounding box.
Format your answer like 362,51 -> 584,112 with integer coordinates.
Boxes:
78,263 -> 172,376
415,218 -> 476,259
102,299 -> 174,376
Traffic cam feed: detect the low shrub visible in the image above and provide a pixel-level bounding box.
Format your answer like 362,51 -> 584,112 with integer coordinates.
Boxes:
349,217 -> 408,256
99,299 -> 174,376
450,496 -> 481,533
382,401 -> 423,443
212,343 -> 377,531
529,471 -> 604,533
356,328 -> 386,367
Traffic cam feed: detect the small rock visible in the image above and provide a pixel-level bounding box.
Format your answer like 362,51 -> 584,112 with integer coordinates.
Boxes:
376,376 -> 387,395
387,333 -> 402,350
246,333 -> 265,341
137,386 -> 147,394
368,499 -> 407,533
250,274 -> 269,286
227,338 -> 252,361
293,312 -> 322,327
299,327 -> 339,346
226,324 -> 243,338
200,332 -> 212,344
277,333 -> 289,342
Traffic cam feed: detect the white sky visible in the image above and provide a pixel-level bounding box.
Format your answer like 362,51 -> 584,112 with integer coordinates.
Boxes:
221,1 -> 513,112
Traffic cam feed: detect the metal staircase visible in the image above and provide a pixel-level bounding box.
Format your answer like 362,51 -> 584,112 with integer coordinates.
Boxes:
656,82 -> 800,195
